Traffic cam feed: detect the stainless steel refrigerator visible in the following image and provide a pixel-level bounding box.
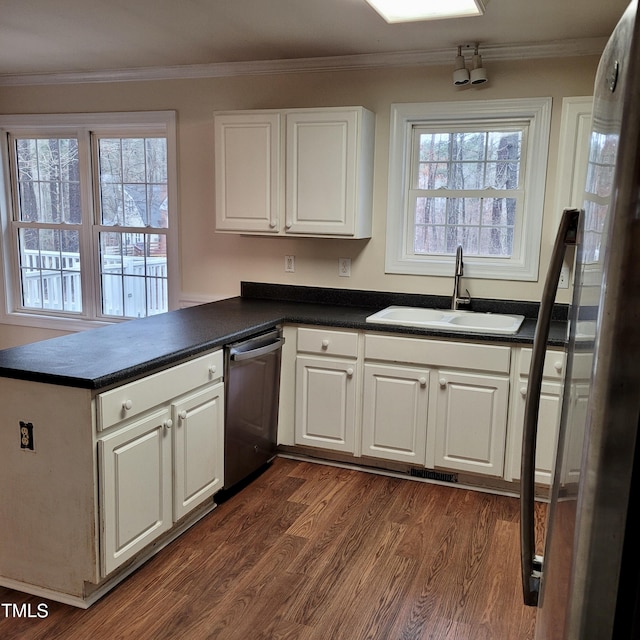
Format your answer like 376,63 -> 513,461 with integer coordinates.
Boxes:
520,1 -> 640,637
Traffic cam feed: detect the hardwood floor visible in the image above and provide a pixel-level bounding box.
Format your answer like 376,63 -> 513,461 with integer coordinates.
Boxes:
0,458 -> 543,639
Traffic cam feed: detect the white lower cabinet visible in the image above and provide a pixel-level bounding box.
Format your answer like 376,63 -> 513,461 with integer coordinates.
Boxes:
295,355 -> 358,453
505,348 -> 590,488
292,327 -> 512,479
361,363 -> 429,463
0,348 -> 225,607
99,408 -> 174,576
98,350 -> 224,577
294,327 -> 359,453
172,382 -> 225,520
505,347 -> 565,486
434,370 -> 509,476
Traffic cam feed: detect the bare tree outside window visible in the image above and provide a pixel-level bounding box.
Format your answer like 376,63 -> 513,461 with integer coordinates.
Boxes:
412,128 -> 523,259
10,133 -> 169,319
14,137 -> 82,312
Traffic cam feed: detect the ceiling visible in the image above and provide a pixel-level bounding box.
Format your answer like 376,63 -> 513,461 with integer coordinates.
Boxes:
0,0 -> 631,80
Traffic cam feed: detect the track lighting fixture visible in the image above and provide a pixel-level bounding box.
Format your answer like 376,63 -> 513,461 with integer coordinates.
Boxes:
452,43 -> 488,87
452,46 -> 470,85
470,45 -> 488,84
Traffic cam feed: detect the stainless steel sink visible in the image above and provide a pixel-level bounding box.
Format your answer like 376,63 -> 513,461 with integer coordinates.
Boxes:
365,306 -> 525,335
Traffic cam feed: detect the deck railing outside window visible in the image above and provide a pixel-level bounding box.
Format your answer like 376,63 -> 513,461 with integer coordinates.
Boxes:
20,249 -> 167,317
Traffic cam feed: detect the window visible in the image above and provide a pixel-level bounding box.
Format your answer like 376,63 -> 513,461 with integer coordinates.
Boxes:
0,112 -> 177,329
386,98 -> 552,280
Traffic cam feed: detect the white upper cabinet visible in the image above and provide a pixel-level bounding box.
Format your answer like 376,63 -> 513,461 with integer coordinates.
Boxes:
214,107 -> 375,238
214,112 -> 281,233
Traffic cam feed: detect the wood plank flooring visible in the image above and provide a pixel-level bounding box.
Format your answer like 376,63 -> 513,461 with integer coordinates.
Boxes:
0,458 -> 544,639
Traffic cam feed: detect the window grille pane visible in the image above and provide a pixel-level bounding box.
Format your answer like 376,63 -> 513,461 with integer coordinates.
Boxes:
415,197 -> 447,225
15,138 -> 80,224
487,131 -> 522,160
96,135 -> 169,319
482,197 -> 517,227
98,137 -> 168,228
18,228 -> 82,312
414,224 -> 446,254
456,132 -> 486,161
413,197 -> 516,257
121,138 -> 146,183
418,132 -> 450,162
412,127 -> 522,259
99,231 -> 167,318
418,162 -> 449,189
479,227 -> 514,257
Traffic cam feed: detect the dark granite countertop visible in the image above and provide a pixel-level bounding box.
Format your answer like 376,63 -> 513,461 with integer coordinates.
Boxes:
0,282 -> 568,390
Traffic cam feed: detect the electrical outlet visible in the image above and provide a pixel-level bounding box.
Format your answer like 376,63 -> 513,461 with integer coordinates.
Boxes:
285,255 -> 295,273
20,421 -> 34,451
559,263 -> 570,289
338,257 -> 351,277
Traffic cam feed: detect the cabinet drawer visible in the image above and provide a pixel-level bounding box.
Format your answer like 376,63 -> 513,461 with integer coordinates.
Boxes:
519,348 -> 566,379
364,333 -> 510,374
297,327 -> 359,358
97,350 -> 223,431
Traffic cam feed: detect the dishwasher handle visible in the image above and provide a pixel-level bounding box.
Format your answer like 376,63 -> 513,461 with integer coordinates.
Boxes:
230,337 -> 285,361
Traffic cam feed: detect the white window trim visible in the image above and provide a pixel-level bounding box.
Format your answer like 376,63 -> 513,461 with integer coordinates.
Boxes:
554,96 -> 593,219
0,111 -> 179,332
385,98 -> 552,281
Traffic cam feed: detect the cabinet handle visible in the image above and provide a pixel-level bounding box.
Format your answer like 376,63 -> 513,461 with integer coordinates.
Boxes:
321,339 -> 330,350
439,378 -> 447,388
554,361 -> 563,373
122,399 -> 133,411
419,377 -> 427,386
209,365 -> 217,375
178,410 -> 188,421
269,220 -> 277,228
285,221 -> 292,229
164,419 -> 173,430
346,368 -> 354,377
521,387 -> 528,397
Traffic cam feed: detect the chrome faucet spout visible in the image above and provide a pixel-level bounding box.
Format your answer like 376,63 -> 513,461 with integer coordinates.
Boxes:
452,245 -> 471,310
455,245 -> 464,277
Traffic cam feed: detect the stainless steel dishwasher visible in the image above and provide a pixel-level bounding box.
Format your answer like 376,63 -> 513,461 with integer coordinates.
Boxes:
223,328 -> 284,490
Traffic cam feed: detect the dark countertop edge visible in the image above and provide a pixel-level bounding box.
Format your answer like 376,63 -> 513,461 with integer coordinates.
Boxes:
0,284 -> 569,390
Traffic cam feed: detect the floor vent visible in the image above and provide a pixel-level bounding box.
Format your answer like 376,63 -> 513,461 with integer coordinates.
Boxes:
409,468 -> 458,483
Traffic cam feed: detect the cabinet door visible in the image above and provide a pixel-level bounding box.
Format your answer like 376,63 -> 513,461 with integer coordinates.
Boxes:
434,371 -> 509,476
172,382 -> 224,521
508,379 -> 563,485
561,382 -> 590,487
285,110 -> 358,236
295,355 -> 357,453
362,363 -> 429,464
98,408 -> 173,576
214,113 -> 281,233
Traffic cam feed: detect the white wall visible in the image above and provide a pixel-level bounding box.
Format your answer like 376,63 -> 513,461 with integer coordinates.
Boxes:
0,55 -> 598,346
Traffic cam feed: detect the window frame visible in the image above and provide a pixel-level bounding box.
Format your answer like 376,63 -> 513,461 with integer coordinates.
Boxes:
385,98 -> 552,280
0,111 -> 178,331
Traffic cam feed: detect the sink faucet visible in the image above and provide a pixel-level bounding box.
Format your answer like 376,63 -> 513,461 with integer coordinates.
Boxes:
452,245 -> 471,310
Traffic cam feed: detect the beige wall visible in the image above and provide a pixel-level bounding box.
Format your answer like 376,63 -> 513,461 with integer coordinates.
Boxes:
0,55 -> 598,346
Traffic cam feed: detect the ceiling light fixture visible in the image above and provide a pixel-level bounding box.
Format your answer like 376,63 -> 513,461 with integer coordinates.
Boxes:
452,46 -> 469,85
365,0 -> 485,24
470,44 -> 488,84
452,43 -> 488,87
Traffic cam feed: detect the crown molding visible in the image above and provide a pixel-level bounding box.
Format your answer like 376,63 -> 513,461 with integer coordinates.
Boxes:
0,37 -> 607,87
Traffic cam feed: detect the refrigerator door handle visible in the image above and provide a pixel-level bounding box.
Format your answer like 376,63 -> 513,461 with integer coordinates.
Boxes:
520,207 -> 580,607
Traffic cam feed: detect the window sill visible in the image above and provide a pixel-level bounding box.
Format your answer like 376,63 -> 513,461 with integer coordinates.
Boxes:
0,310 -> 118,334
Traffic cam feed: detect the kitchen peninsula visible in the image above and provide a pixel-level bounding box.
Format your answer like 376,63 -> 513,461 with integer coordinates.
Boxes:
0,282 -> 568,608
